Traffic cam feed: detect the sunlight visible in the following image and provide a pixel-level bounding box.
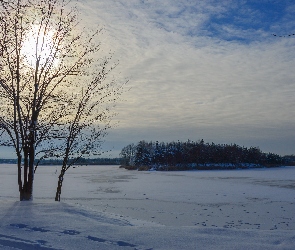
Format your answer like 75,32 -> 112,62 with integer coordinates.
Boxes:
21,25 -> 59,68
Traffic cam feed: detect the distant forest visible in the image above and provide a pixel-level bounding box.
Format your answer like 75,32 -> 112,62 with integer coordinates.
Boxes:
120,140 -> 294,171
0,158 -> 121,166
1,142 -> 294,169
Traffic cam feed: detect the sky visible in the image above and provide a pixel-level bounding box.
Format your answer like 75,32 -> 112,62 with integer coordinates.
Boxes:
80,0 -> 295,157
1,0 -> 295,158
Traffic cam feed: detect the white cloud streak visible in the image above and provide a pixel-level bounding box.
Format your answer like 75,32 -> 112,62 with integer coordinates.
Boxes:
65,1 -> 295,155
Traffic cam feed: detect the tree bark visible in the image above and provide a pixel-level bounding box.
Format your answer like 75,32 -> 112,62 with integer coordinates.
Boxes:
55,168 -> 65,201
19,126 -> 36,201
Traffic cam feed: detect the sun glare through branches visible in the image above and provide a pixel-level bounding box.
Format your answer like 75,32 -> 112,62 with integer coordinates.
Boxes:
21,25 -> 59,68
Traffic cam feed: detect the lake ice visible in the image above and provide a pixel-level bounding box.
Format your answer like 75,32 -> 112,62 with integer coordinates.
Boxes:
0,164 -> 294,249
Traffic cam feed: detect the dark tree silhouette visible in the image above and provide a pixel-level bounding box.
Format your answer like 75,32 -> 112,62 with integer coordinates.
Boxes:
120,140 -> 285,171
0,0 -> 125,201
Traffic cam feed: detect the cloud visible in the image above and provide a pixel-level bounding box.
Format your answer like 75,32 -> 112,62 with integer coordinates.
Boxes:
1,0 -> 294,161
70,0 -> 295,155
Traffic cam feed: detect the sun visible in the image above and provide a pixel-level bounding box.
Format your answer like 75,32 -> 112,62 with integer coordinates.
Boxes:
21,25 -> 59,68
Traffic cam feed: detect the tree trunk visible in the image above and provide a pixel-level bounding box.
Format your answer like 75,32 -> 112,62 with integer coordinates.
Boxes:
17,155 -> 22,194
55,168 -> 66,201
20,169 -> 34,201
19,175 -> 33,201
19,150 -> 33,200
20,189 -> 33,201
19,128 -> 35,201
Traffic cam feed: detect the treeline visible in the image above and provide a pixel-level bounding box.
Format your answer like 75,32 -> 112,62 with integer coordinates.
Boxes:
120,140 -> 287,171
0,158 -> 121,166
284,155 -> 295,166
37,157 -> 121,166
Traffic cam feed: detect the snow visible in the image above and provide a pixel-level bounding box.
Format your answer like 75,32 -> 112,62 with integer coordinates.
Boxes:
0,164 -> 295,249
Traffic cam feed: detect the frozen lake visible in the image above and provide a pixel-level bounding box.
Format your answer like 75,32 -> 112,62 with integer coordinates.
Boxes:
0,164 -> 294,249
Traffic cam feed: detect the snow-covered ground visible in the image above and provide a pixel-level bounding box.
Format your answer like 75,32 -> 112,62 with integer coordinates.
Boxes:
0,164 -> 294,249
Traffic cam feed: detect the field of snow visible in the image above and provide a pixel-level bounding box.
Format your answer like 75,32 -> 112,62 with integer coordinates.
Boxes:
0,164 -> 295,249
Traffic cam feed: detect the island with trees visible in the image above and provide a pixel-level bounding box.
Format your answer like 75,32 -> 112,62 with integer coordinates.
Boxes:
120,140 -> 292,171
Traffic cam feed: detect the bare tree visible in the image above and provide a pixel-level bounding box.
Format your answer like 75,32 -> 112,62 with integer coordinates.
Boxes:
53,57 -> 124,201
0,0 -> 125,201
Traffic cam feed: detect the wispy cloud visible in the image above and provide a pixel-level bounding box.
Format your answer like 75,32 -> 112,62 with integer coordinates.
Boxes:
1,1 -> 293,159
74,0 -> 295,155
